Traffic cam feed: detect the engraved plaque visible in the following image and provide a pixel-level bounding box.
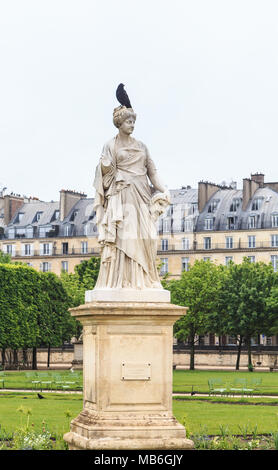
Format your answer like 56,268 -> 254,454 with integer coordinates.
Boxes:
122,362 -> 151,381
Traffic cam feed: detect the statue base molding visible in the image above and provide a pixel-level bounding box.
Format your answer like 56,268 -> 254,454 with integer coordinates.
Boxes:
63,297 -> 194,450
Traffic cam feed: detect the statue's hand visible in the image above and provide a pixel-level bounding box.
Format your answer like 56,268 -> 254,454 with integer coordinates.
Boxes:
150,190 -> 171,221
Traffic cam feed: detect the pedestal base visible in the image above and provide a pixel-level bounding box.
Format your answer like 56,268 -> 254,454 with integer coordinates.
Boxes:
64,409 -> 193,450
63,298 -> 194,450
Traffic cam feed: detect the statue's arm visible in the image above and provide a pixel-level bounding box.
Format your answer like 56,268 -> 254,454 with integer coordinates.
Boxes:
145,146 -> 167,193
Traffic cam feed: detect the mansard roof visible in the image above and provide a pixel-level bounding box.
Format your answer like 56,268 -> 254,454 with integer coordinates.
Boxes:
196,185 -> 278,231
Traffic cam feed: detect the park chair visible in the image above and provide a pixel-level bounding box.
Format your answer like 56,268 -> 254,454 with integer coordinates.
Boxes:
208,378 -> 227,396
25,372 -> 41,391
52,374 -> 66,390
249,377 -> 262,394
36,372 -> 53,391
229,378 -> 253,397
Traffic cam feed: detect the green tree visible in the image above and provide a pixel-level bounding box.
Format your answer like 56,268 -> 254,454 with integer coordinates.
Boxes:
74,256 -> 100,290
164,260 -> 222,370
0,251 -> 12,264
221,258 -> 278,371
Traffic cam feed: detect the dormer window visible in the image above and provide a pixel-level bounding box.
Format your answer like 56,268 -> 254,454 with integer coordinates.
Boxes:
248,215 -> 257,229
229,198 -> 241,212
33,212 -> 43,223
251,198 -> 263,211
70,210 -> 78,222
204,218 -> 213,230
15,212 -> 24,223
208,199 -> 219,213
227,216 -> 237,230
51,210 -> 60,221
271,214 -> 278,228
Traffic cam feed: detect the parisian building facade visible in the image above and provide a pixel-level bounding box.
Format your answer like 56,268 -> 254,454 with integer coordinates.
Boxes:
1,172 -> 278,345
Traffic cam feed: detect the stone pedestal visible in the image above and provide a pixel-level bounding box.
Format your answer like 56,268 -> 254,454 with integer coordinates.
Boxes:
64,293 -> 194,450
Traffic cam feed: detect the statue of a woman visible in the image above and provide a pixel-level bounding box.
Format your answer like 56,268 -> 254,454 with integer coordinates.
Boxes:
93,85 -> 170,290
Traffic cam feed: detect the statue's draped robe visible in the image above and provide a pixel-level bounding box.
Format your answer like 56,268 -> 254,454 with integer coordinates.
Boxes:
93,137 -> 162,289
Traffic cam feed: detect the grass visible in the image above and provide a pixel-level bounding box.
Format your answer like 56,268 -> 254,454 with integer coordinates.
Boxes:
0,392 -> 83,435
173,369 -> 278,395
0,370 -> 82,391
1,369 -> 278,449
173,397 -> 278,435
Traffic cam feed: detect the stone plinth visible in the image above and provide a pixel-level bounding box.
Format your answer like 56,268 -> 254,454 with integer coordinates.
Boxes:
64,299 -> 194,450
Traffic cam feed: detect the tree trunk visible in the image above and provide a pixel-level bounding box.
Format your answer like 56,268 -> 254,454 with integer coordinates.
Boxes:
235,335 -> 243,370
32,347 -> 37,370
13,350 -> 18,369
1,348 -> 5,369
22,348 -> 28,368
246,336 -> 253,371
189,330 -> 195,370
47,344 -> 51,369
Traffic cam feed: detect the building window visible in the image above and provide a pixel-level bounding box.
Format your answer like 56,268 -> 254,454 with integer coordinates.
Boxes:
208,199 -> 219,213
24,244 -> 31,256
160,258 -> 168,275
182,238 -> 189,250
248,236 -> 256,248
61,261 -> 68,272
8,228 -> 15,239
6,244 -> 13,254
271,255 -> 278,272
41,262 -> 50,272
204,237 -> 211,250
227,217 -> 237,230
181,257 -> 189,272
248,216 -> 256,229
81,241 -> 88,254
248,256 -> 255,263
181,218 -> 192,232
163,219 -> 170,233
204,218 -> 213,230
229,198 -> 241,212
34,212 -> 43,223
161,239 -> 168,251
252,198 -> 263,211
225,237 -> 233,249
271,235 -> 278,247
225,256 -> 233,266
43,243 -> 50,255
271,214 -> 278,228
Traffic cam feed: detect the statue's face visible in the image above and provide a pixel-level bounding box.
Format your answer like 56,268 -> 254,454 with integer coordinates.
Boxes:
120,117 -> 135,135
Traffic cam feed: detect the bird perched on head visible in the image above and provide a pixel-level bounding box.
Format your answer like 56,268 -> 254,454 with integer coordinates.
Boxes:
116,83 -> 132,109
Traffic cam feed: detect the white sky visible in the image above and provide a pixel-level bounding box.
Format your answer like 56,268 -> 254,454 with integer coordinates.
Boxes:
0,0 -> 278,201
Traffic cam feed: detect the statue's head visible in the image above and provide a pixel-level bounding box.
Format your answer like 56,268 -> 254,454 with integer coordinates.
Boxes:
113,105 -> 137,130
113,84 -> 136,132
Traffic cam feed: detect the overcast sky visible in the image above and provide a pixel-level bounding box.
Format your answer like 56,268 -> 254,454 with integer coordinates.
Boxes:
0,0 -> 278,201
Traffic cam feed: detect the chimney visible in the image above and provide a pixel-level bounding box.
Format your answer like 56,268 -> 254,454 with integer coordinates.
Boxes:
242,177 -> 260,211
4,194 -> 24,225
251,173 -> 265,186
59,189 -> 87,221
198,181 -> 221,212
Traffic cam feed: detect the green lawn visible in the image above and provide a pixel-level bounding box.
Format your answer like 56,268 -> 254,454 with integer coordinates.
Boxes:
1,369 -> 278,443
0,392 -> 83,436
2,369 -> 278,395
0,370 -> 82,391
173,369 -> 278,395
1,391 -> 278,439
173,397 -> 278,435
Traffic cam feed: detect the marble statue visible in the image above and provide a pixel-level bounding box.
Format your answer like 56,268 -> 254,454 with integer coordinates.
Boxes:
93,84 -> 170,290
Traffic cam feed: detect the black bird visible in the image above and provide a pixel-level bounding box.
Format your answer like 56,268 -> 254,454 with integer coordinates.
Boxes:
191,386 -> 196,396
37,393 -> 45,399
116,83 -> 132,108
